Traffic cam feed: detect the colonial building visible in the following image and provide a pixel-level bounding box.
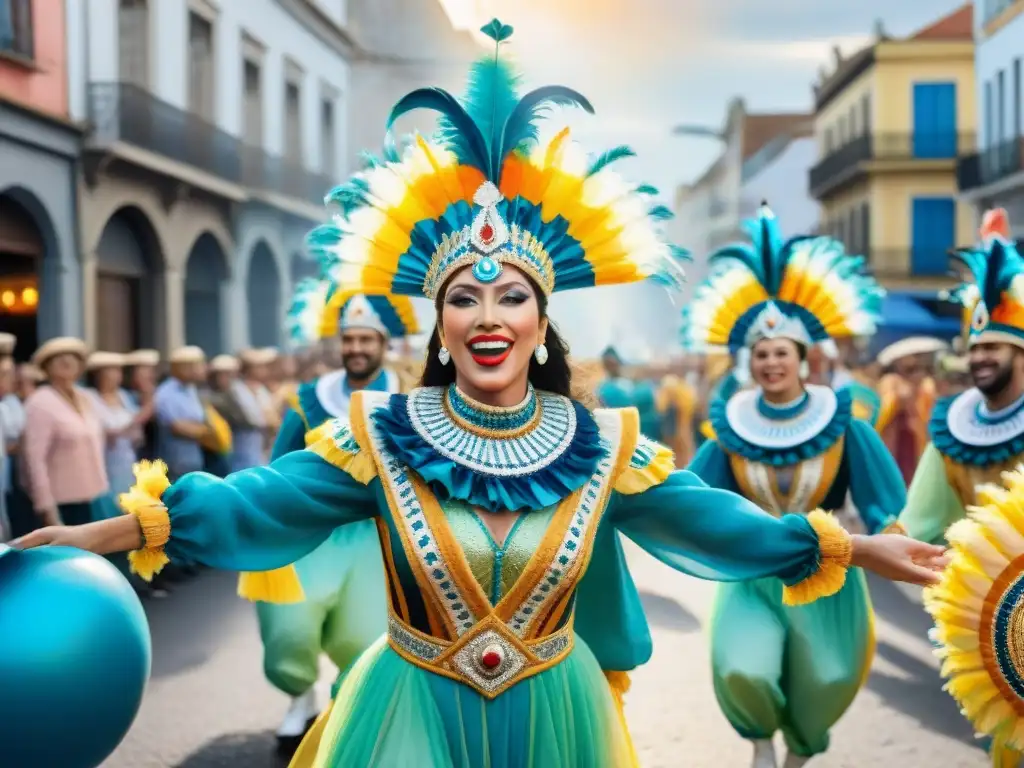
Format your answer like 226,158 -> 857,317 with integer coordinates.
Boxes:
0,0 -> 83,358
65,0 -> 476,357
809,3 -> 975,350
957,0 -> 1024,227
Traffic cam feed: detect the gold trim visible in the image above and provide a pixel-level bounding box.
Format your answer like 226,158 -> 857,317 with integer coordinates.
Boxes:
386,609 -> 574,699
443,387 -> 544,440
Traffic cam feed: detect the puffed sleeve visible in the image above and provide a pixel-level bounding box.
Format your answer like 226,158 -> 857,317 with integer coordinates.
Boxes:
686,439 -> 742,494
120,418 -> 378,583
610,467 -> 852,606
845,419 -> 908,535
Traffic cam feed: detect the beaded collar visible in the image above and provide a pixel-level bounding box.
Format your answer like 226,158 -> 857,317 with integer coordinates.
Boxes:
710,384 -> 852,467
372,385 -> 605,513
931,388 -> 1024,466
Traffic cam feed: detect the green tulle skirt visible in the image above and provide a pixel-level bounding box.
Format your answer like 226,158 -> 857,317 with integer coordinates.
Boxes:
307,634 -> 635,768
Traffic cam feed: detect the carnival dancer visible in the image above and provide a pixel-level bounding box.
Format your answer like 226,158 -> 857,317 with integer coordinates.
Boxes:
17,21 -> 945,768
254,277 -> 418,755
682,205 -> 908,768
901,211 -> 1024,553
876,335 -> 947,483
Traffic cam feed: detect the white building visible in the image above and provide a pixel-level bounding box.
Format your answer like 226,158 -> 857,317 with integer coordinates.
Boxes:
957,1 -> 1024,227
738,130 -> 818,235
65,0 -> 477,356
671,99 -> 810,298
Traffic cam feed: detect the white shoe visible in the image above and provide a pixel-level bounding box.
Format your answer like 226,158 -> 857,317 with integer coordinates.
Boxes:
751,739 -> 777,768
277,688 -> 318,738
782,754 -> 810,768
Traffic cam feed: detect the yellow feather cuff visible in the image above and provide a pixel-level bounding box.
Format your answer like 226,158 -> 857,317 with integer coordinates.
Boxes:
615,443 -> 675,495
237,566 -> 306,604
306,419 -> 377,485
118,460 -> 172,581
782,510 -> 853,606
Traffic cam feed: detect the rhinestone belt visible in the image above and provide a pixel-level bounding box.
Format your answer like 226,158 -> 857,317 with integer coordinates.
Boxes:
386,610 -> 574,699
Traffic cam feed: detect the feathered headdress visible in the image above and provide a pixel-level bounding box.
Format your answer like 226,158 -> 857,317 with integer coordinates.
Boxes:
306,19 -> 686,301
286,279 -> 419,348
681,204 -> 883,380
948,208 -> 1024,349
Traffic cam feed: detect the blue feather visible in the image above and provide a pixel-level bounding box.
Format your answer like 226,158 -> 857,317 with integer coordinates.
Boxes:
586,145 -> 635,177
500,86 -> 594,160
387,88 -> 489,173
480,18 -> 514,43
635,183 -> 659,196
648,204 -> 673,221
453,50 -> 522,179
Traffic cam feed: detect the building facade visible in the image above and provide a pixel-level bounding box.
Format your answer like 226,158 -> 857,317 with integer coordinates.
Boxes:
0,0 -> 83,358
64,0 -> 475,357
738,131 -> 817,234
670,98 -> 809,297
957,0 -> 1024,228
810,4 -> 976,296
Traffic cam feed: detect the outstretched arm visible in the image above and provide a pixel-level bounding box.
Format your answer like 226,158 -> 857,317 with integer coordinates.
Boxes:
845,419 -> 908,534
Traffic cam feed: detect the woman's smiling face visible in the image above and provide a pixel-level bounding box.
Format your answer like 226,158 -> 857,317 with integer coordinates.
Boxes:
440,264 -> 547,405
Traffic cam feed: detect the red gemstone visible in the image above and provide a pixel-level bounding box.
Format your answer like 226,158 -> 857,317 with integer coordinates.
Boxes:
481,648 -> 502,669
480,222 -> 494,243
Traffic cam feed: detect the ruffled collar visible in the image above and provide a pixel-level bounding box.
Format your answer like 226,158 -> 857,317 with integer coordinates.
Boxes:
931,388 -> 1024,466
710,384 -> 852,466
300,368 -> 397,425
371,385 -> 605,513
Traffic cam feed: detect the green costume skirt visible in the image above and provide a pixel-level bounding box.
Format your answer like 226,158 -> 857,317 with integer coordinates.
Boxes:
308,635 -> 635,768
710,567 -> 874,757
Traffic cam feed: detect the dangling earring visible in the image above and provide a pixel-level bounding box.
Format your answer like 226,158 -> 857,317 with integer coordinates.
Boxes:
799,360 -> 810,380
534,344 -> 548,365
438,347 -> 451,366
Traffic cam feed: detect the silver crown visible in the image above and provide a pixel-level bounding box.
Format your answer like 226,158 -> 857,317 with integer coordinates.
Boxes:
744,301 -> 812,347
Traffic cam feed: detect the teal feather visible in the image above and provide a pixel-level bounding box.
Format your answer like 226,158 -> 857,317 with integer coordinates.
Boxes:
388,88 -> 489,172
670,245 -> 692,262
499,85 -> 594,160
586,145 -> 635,177
635,183 -> 659,196
648,204 -> 673,221
453,49 -> 522,179
480,18 -> 514,43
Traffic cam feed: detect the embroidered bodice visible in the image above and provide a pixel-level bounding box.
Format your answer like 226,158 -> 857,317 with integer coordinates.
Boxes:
931,388 -> 1024,504
709,385 -> 853,515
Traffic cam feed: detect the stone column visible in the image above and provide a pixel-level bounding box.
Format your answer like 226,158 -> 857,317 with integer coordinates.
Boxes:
164,266 -> 185,352
80,251 -> 97,348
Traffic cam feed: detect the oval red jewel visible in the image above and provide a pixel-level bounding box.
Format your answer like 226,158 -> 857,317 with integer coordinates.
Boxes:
480,223 -> 494,243
481,648 -> 502,669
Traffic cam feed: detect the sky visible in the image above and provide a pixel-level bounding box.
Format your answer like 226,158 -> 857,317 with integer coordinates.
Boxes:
421,0 -> 972,358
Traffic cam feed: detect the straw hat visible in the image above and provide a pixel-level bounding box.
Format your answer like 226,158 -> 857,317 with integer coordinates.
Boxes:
238,348 -> 277,367
168,346 -> 206,365
124,349 -> 160,367
86,351 -> 127,371
32,337 -> 88,369
209,354 -> 240,373
0,333 -> 17,356
876,337 -> 949,368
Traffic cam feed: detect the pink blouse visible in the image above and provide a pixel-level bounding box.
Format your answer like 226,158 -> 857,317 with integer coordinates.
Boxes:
22,386 -> 110,510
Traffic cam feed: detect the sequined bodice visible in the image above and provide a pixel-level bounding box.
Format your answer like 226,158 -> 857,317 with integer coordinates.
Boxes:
444,501 -> 557,604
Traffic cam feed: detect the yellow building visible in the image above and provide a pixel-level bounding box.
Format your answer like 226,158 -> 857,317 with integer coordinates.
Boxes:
810,4 -> 976,295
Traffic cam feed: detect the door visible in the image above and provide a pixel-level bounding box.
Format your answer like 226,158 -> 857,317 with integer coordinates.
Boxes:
97,273 -> 138,353
913,82 -> 958,158
911,197 -> 956,276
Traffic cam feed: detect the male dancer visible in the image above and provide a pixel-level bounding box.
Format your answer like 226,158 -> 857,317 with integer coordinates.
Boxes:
900,210 -> 1024,548
252,287 -> 417,755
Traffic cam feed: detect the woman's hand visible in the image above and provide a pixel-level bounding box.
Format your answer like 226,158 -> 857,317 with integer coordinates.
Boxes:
851,534 -> 948,586
14,515 -> 144,555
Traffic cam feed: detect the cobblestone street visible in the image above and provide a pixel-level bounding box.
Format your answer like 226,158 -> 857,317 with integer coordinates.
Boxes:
102,543 -> 989,767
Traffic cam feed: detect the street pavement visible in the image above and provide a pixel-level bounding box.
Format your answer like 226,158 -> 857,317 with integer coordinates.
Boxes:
102,543 -> 990,768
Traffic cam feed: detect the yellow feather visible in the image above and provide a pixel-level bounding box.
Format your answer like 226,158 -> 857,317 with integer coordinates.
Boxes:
946,518 -> 1011,576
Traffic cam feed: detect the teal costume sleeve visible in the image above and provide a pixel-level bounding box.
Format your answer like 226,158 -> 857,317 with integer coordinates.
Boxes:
686,439 -> 741,493
612,470 -> 829,586
899,443 -> 965,545
845,419 -> 906,534
161,450 -> 376,572
271,408 -> 308,460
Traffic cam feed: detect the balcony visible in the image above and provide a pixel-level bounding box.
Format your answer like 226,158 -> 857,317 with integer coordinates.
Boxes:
862,249 -> 961,287
86,82 -> 331,208
809,132 -> 975,198
957,138 -> 1024,193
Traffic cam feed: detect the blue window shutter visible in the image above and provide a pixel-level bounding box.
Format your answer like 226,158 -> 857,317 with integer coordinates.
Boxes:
913,83 -> 958,158
911,197 -> 956,275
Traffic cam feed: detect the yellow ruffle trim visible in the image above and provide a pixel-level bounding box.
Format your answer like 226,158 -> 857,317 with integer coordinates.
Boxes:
118,459 -> 173,581
700,420 -> 716,441
614,443 -> 675,495
881,519 -> 908,536
604,670 -> 640,767
306,420 -> 377,485
237,566 -> 306,604
782,509 -> 853,606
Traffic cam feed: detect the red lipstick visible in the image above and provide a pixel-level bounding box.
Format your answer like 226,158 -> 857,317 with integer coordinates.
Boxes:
467,335 -> 514,367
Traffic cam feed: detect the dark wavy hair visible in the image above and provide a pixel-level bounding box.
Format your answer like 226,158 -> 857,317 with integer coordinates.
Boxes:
420,275 -> 573,398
